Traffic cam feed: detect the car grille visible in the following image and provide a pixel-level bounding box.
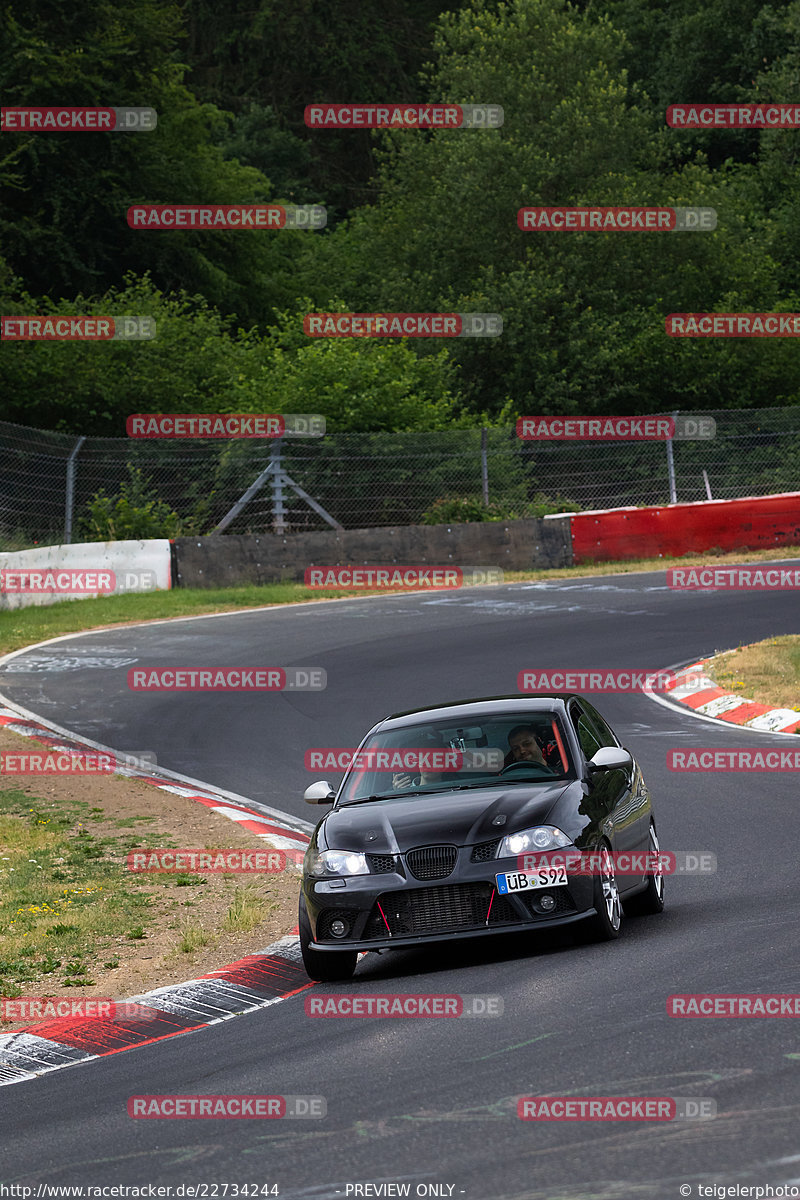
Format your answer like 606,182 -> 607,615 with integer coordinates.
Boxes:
471,839 -> 500,863
363,883 -> 519,938
368,854 -> 397,874
522,889 -> 577,918
406,845 -> 458,880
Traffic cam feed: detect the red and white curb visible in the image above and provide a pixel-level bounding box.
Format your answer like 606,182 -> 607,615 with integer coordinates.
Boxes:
0,932 -> 310,1086
655,660 -> 800,735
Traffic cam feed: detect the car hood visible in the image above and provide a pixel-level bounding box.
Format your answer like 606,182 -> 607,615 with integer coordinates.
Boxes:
320,781 -> 574,854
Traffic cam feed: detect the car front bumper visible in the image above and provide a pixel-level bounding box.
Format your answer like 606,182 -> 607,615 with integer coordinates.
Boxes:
304,863 -> 598,952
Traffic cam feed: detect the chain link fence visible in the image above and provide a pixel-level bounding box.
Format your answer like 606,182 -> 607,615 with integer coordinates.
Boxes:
1,408 -> 798,551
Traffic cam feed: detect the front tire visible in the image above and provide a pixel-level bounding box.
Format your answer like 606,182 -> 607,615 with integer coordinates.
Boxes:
299,894 -> 358,982
623,821 -> 665,916
574,843 -> 623,943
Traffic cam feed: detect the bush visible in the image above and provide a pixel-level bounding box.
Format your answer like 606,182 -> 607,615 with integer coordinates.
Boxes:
421,493 -> 580,524
77,466 -> 191,540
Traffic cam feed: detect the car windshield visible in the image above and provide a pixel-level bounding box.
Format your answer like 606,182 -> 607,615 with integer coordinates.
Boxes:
338,711 -> 576,804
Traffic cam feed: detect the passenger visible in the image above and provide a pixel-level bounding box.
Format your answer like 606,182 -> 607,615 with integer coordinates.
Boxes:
391,764 -> 445,791
392,730 -> 451,791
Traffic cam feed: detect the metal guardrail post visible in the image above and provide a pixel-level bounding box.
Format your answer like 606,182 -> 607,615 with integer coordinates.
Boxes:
481,427 -> 489,505
666,412 -> 678,504
271,440 -> 286,535
64,435 -> 86,543
210,462 -> 277,534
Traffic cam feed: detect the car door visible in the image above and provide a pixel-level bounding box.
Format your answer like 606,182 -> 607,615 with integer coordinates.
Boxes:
568,699 -> 631,863
583,700 -> 650,863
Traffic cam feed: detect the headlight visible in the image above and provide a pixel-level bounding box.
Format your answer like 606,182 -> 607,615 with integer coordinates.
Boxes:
309,850 -> 370,877
498,825 -> 572,857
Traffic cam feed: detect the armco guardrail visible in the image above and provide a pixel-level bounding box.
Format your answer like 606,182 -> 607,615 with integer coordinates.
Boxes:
0,539 -> 172,610
568,492 -> 800,565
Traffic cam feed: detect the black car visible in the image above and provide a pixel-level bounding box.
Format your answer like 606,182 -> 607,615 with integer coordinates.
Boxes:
299,695 -> 664,981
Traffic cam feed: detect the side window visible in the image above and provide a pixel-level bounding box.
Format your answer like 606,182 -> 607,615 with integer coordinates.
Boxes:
570,705 -> 602,760
582,702 -> 618,748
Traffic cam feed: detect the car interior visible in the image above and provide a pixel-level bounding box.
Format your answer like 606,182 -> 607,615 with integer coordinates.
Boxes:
342,713 -> 574,800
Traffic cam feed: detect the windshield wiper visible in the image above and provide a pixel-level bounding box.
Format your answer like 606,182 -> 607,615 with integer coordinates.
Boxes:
345,789 -> 441,804
493,776 -> 562,786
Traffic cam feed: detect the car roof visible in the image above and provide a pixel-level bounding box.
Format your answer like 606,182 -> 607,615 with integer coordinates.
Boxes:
377,694 -> 582,732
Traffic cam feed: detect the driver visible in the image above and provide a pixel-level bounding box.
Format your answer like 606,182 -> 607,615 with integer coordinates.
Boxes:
506,724 -> 548,767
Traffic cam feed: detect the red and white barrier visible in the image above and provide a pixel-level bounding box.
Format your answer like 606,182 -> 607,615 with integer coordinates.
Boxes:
566,492 -> 800,564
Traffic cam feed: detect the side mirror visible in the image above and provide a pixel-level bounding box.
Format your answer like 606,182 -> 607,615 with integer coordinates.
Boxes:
588,747 -> 632,773
304,780 -> 336,805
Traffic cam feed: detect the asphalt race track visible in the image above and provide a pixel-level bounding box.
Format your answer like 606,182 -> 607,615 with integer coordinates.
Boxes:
1,567 -> 799,1198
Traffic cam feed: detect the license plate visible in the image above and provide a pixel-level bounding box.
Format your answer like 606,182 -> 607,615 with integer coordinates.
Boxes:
496,867 -> 568,893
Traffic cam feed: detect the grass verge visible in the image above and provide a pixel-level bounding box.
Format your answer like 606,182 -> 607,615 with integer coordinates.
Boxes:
0,759 -> 300,1014
0,786 -> 168,996
705,635 -> 800,713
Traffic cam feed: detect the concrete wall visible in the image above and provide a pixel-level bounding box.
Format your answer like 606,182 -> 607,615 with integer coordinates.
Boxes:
172,517 -> 574,588
0,540 -> 172,610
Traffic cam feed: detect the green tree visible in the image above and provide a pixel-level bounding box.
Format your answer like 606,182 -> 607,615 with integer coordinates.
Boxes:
183,0 -> 472,219
0,272 -> 262,433
0,0 -> 309,324
307,0 -> 798,416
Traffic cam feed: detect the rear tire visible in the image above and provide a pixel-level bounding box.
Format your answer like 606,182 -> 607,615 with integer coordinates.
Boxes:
299,894 -> 358,982
574,843 -> 623,943
623,821 -> 665,916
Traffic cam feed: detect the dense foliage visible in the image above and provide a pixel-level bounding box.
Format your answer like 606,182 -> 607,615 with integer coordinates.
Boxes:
2,0 -> 800,435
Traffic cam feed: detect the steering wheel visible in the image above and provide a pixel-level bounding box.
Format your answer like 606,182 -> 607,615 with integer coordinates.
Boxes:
499,760 -> 556,776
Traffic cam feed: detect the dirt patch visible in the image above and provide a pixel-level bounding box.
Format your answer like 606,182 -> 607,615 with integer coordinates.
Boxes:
0,724 -> 303,1031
